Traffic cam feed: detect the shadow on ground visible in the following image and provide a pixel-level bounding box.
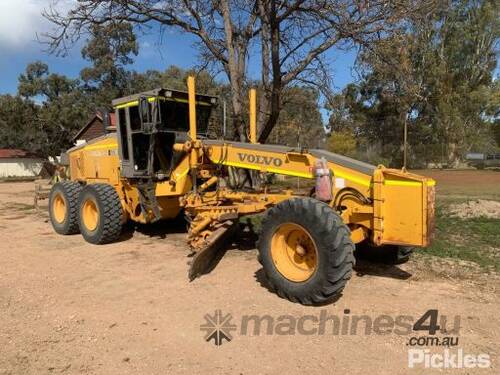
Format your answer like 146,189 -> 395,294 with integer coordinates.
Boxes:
353,258 -> 412,280
118,217 -> 412,294
253,268 -> 344,306
120,215 -> 188,240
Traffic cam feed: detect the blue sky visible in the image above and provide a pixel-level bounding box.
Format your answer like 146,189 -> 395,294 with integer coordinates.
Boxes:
0,0 -> 358,98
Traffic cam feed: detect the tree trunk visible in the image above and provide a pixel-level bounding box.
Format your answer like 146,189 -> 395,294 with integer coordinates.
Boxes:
220,0 -> 247,142
228,81 -> 245,141
257,0 -> 270,136
447,143 -> 461,168
258,1 -> 281,143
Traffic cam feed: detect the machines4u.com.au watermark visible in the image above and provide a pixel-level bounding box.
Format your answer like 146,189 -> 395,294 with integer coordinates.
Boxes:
200,308 -> 491,369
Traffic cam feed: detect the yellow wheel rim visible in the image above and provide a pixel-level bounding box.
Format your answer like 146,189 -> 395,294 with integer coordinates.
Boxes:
52,193 -> 66,224
82,199 -> 99,231
271,223 -> 318,282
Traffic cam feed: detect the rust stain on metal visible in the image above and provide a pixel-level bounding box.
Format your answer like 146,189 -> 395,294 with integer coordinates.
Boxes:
426,185 -> 436,246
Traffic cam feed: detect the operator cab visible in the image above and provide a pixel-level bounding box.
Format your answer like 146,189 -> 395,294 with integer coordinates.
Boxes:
112,88 -> 217,180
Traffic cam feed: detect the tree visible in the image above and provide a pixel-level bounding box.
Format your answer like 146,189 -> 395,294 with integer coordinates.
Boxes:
80,22 -> 139,106
0,95 -> 41,154
329,0 -> 499,167
18,61 -> 77,103
18,62 -> 92,157
493,121 -> 500,147
326,129 -> 357,156
268,86 -> 324,148
8,59 -> 230,157
43,0 -> 428,142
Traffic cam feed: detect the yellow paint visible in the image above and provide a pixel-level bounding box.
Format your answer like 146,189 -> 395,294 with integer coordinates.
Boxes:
384,179 -> 436,187
174,168 -> 190,180
372,169 -> 436,247
65,80 -> 435,252
187,76 -> 197,141
222,160 -> 312,178
206,143 -> 373,188
69,137 -> 120,186
271,223 -> 318,282
349,226 -> 368,244
249,89 -> 257,144
52,193 -> 66,223
81,199 -> 99,231
84,143 -> 118,151
335,169 -> 371,187
155,156 -> 192,197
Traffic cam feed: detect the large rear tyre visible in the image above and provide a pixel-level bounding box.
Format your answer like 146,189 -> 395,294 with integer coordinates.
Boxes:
257,198 -> 355,305
356,241 -> 413,265
49,181 -> 83,235
77,184 -> 122,244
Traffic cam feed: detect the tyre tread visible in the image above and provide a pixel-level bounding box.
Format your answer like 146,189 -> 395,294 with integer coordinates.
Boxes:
49,181 -> 83,235
258,197 -> 354,305
78,184 -> 122,244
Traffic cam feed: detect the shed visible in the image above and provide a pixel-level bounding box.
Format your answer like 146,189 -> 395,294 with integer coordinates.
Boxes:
72,110 -> 116,145
0,149 -> 45,178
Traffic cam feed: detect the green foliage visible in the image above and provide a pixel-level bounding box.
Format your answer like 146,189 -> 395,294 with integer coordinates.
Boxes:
2,59 -> 323,157
268,87 -> 325,148
129,66 -> 221,96
326,130 -> 357,157
3,0 -> 498,162
422,201 -> 500,272
80,22 -> 139,105
14,62 -> 93,157
493,121 -> 500,147
0,95 -> 41,154
329,0 -> 499,167
19,61 -> 78,102
2,23 -> 139,157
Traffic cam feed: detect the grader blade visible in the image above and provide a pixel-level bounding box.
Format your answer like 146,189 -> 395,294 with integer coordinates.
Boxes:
188,221 -> 239,281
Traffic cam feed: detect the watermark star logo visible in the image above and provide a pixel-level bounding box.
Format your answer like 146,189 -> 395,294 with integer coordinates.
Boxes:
200,308 -> 464,345
200,310 -> 237,346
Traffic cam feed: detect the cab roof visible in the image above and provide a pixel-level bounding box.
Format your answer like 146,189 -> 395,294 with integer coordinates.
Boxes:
111,88 -> 218,109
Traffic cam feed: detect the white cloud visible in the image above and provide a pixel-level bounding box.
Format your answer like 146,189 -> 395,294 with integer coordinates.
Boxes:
0,0 -> 72,49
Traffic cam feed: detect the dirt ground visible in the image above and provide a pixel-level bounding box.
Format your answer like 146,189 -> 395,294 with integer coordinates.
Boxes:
0,180 -> 499,375
447,199 -> 500,219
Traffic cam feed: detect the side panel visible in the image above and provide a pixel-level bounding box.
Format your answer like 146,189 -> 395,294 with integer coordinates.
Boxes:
69,136 -> 120,185
373,169 -> 435,247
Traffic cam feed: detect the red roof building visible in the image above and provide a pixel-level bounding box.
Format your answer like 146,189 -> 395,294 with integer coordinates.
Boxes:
0,149 -> 39,159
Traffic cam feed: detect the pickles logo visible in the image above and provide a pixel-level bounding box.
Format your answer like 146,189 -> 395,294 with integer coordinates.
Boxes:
200,310 -> 237,346
237,152 -> 283,167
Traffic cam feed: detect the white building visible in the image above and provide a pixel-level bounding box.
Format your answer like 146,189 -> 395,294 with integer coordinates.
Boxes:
0,149 -> 45,178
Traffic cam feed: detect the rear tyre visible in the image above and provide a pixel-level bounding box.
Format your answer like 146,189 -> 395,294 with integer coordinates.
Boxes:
355,241 -> 413,265
77,184 -> 122,244
49,181 -> 82,235
257,198 -> 355,305
393,246 -> 414,264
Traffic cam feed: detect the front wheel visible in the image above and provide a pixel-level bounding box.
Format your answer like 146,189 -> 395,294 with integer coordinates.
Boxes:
257,198 -> 355,305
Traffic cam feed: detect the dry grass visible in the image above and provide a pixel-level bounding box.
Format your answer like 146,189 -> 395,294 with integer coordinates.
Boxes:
414,169 -> 500,272
412,169 -> 500,200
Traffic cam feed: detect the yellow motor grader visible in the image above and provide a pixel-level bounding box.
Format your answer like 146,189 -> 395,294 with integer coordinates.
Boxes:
49,77 -> 435,305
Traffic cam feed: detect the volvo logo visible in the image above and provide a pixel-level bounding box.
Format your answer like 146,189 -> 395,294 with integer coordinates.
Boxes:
237,152 -> 283,167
